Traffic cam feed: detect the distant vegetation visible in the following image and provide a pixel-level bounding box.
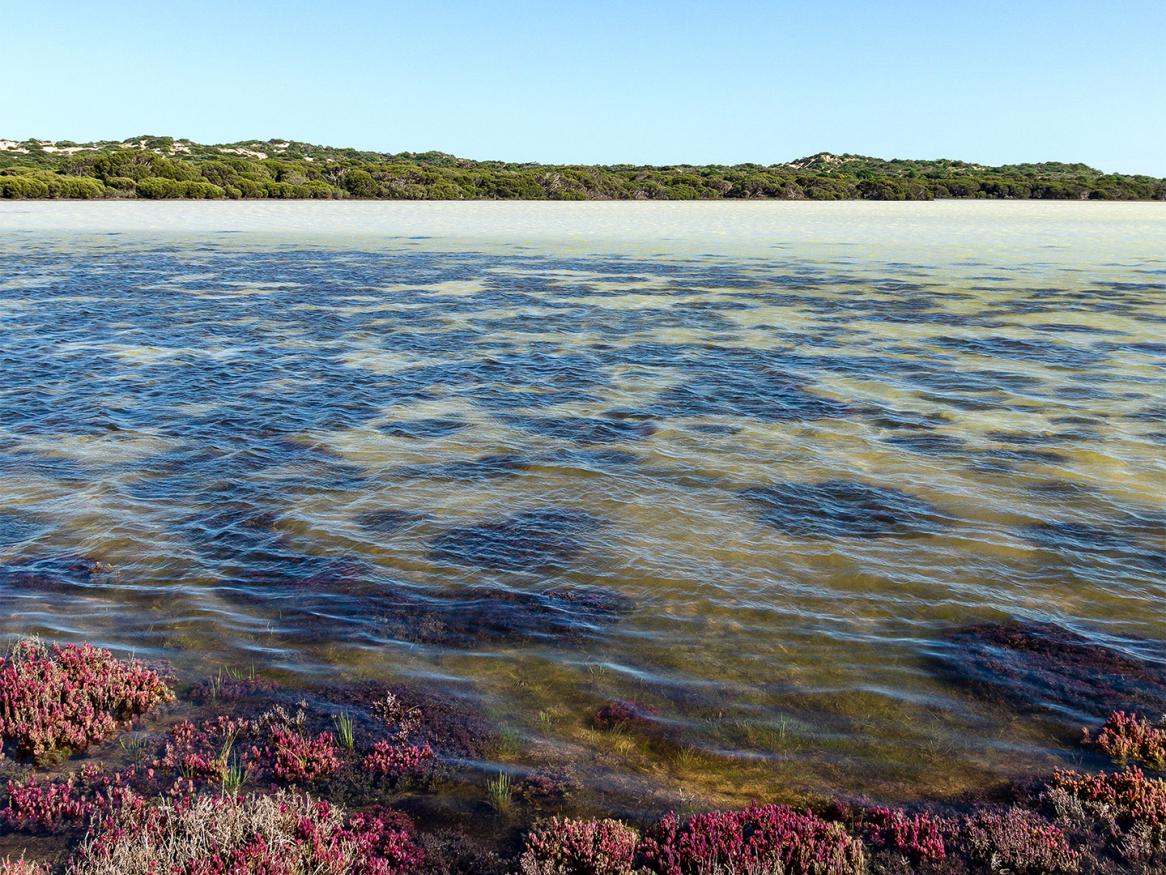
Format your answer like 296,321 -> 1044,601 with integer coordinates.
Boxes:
2,136 -> 1163,200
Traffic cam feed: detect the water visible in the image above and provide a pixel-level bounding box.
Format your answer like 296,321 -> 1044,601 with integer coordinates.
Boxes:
1,201 -> 1163,808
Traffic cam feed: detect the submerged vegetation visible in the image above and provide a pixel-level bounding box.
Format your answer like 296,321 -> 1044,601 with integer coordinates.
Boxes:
1,136 -> 1164,200
2,639 -> 1166,873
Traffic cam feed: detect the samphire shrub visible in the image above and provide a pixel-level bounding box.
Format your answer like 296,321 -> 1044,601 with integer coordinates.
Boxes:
856,806 -> 946,864
2,763 -> 142,834
519,817 -> 639,875
0,858 -> 48,875
1047,766 -> 1166,863
0,640 -> 173,763
636,803 -> 866,875
1087,711 -> 1166,770
962,807 -> 1079,874
261,728 -> 341,784
363,740 -> 434,779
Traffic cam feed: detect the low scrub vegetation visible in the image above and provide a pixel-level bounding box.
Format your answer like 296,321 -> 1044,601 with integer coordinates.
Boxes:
1,138 -> 1163,200
0,640 -> 173,764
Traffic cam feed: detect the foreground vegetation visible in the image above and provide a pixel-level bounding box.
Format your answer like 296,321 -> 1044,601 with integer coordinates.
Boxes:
1,136 -> 1164,201
2,640 -> 1165,874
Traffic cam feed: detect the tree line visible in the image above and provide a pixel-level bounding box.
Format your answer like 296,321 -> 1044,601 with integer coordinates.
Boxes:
2,138 -> 1163,200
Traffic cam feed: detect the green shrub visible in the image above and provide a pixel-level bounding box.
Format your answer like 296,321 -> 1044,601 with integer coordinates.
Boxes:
342,168 -> 379,197
197,160 -> 237,188
57,177 -> 106,199
181,181 -> 225,199
428,181 -> 464,199
136,177 -> 184,199
0,176 -> 50,198
234,178 -> 268,198
301,181 -> 337,199
264,180 -> 298,199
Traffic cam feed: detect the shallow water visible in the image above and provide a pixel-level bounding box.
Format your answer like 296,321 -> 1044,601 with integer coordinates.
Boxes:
1,201 -> 1164,806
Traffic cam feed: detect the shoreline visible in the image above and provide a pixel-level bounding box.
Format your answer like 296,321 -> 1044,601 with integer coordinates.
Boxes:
3,195 -> 1166,203
0,638 -> 1163,874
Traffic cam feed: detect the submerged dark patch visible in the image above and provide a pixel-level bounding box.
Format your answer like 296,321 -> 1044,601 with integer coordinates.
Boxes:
189,504 -> 286,564
357,509 -> 429,534
225,555 -> 373,596
1022,520 -> 1166,574
883,432 -> 968,455
866,409 -> 950,431
0,514 -> 47,548
986,430 -> 1076,446
217,559 -> 632,648
687,423 -> 742,435
741,480 -> 947,538
428,508 -> 605,571
503,415 -> 657,444
0,554 -> 114,593
378,418 -> 468,439
653,373 -> 849,421
929,621 -> 1166,725
915,391 -> 1009,412
1024,481 -> 1098,499
930,335 -> 1110,369
379,583 -> 634,646
1023,521 -> 1128,554
399,453 -> 530,482
980,447 -> 1068,464
542,448 -> 641,470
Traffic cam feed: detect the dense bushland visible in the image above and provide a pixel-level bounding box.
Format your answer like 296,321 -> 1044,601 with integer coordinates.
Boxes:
1,137 -> 1163,200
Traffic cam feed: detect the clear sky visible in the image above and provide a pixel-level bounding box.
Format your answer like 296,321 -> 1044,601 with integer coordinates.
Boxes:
7,0 -> 1165,175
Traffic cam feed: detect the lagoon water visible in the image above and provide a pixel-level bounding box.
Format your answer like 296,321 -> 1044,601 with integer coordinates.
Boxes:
1,201 -> 1163,808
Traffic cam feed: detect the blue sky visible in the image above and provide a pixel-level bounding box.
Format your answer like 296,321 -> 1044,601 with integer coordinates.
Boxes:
7,0 -> 1165,174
